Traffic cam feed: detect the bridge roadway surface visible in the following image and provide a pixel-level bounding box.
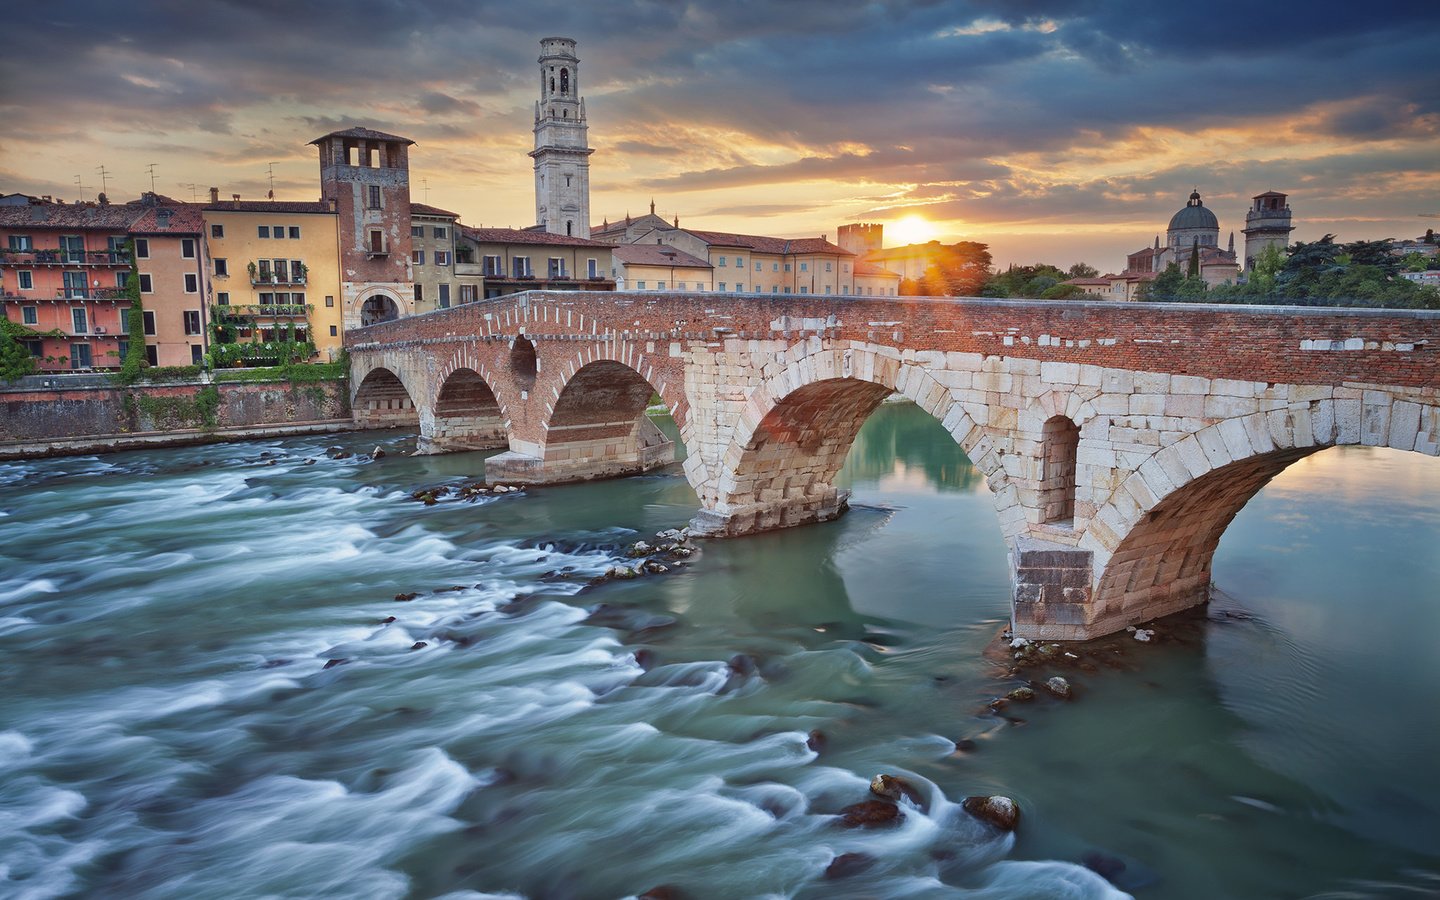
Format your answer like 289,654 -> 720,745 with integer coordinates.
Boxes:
345,291 -> 1440,640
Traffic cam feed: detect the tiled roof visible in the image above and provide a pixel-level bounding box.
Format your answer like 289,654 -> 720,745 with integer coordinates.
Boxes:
411,202 -> 460,219
461,226 -> 612,248
1062,277 -> 1112,287
684,228 -> 854,257
0,201 -> 145,231
309,126 -> 415,145
611,243 -> 711,268
853,261 -> 900,277
203,200 -> 335,214
129,204 -> 206,234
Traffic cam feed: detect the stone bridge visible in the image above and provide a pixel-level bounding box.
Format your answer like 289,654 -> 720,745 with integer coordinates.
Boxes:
345,292 -> 1440,640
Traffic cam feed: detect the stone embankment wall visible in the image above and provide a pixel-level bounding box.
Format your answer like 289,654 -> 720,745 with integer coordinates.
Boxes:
0,376 -> 350,454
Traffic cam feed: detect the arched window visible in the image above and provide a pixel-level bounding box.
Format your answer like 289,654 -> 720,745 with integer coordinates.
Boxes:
1040,416 -> 1080,524
560,68 -> 569,94
549,76 -> 555,93
566,220 -> 573,236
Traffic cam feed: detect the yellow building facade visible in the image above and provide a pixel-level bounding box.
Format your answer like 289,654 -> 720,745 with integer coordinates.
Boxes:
200,201 -> 345,362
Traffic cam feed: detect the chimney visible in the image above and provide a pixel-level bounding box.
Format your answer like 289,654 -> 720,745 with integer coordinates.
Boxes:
232,194 -> 240,202
209,187 -> 220,203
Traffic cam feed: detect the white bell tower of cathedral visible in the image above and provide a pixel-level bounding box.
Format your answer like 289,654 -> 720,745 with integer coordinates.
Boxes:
530,36 -> 593,238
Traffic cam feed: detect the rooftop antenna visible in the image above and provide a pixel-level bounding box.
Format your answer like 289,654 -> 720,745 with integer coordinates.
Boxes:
74,174 -> 87,199
267,163 -> 276,200
423,177 -> 430,204
95,165 -> 110,196
145,163 -> 158,193
184,183 -> 199,202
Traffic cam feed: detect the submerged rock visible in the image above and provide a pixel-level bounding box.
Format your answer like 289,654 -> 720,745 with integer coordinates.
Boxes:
953,738 -> 977,752
1082,851 -> 1127,882
1045,676 -> 1073,699
1006,686 -> 1036,702
394,592 -> 419,602
837,799 -> 903,828
806,729 -> 827,753
642,561 -> 669,575
824,852 -> 874,879
322,658 -> 348,670
410,642 -> 427,650
963,795 -> 1020,831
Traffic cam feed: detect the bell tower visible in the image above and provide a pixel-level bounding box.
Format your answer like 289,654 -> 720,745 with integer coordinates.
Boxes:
530,36 -> 593,238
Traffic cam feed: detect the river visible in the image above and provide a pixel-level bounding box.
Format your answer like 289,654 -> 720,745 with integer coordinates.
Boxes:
1,401 -> 1436,899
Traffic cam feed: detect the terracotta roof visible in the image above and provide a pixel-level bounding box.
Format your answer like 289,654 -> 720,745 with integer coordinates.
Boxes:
1252,190 -> 1288,199
461,226 -> 612,248
124,193 -> 185,206
129,204 -> 206,234
611,243 -> 711,268
0,201 -> 145,231
853,261 -> 900,277
203,200 -> 335,214
1062,277 -> 1112,287
684,228 -> 855,257
410,202 -> 459,219
309,126 -> 415,145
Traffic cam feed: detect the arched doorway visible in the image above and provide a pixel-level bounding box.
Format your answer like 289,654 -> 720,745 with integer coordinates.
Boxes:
361,295 -> 400,327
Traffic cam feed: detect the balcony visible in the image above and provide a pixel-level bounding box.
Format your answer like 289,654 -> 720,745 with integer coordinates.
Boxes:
1,249 -> 130,267
249,272 -> 308,287
55,288 -> 129,300
213,303 -> 313,321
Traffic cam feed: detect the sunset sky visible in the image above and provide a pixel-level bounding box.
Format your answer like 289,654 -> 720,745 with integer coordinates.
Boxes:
4,2 -> 1438,272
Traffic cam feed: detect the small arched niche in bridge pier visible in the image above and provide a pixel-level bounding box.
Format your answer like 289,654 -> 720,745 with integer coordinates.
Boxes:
510,336 -> 538,394
1039,415 -> 1080,525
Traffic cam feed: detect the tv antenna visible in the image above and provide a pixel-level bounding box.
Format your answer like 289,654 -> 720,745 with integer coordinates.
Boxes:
267,163 -> 277,199
145,163 -> 158,193
74,174 -> 88,199
423,177 -> 430,203
95,165 -> 111,196
184,183 -> 199,202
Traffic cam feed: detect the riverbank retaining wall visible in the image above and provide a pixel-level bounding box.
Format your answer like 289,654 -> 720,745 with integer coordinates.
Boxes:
0,376 -> 351,455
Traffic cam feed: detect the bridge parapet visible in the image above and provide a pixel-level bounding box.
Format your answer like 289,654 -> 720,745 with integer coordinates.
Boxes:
346,292 -> 1440,640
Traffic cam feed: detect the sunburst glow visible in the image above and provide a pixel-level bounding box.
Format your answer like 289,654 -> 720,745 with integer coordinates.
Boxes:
887,214 -> 937,246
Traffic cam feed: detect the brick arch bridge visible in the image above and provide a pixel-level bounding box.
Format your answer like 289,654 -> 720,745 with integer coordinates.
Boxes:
347,292 -> 1439,640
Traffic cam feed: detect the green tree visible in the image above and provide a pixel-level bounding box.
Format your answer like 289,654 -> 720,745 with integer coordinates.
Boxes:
1187,242 -> 1200,277
0,320 -> 39,381
1067,262 -> 1099,279
898,241 -> 993,296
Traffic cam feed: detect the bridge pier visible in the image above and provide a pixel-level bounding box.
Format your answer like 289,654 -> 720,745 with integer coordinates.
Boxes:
688,487 -> 850,537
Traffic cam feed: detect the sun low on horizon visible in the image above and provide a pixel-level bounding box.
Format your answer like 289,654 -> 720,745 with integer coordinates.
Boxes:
885,214 -> 938,247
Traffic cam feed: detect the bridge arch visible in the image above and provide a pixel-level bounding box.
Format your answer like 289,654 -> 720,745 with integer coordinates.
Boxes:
427,366 -> 509,453
1082,396 -> 1440,633
352,365 -> 420,429
691,342 -> 1001,536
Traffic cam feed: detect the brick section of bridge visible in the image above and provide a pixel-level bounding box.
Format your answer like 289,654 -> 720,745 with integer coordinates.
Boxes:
346,292 -> 1440,640
349,293 -> 1438,389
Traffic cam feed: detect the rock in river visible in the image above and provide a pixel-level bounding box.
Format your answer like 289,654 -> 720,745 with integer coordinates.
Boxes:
962,795 -> 1020,831
1045,676 -> 1073,699
838,799 -> 904,828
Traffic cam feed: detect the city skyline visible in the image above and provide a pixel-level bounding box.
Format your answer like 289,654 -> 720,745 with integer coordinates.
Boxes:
3,2 -> 1438,272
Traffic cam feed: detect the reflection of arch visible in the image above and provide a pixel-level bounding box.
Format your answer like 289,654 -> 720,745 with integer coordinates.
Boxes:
432,367 -> 507,451
353,367 -> 418,428
361,294 -> 399,326
1089,401 -> 1440,629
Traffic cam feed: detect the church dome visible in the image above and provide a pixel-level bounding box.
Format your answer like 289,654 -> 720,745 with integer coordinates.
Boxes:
1168,190 -> 1219,231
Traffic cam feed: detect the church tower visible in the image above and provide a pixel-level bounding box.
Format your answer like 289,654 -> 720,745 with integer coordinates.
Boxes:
1242,191 -> 1294,270
530,37 -> 593,238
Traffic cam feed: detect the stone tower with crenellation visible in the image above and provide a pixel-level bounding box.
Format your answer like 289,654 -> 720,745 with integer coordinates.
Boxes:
530,37 -> 593,239
1242,191 -> 1294,271
838,223 -> 884,256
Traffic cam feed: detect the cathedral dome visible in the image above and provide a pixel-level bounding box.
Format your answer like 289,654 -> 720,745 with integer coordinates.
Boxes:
1168,190 -> 1219,231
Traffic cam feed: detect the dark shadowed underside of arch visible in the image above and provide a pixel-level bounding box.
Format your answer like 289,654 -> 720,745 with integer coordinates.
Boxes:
431,368 -> 506,451
353,367 -> 418,428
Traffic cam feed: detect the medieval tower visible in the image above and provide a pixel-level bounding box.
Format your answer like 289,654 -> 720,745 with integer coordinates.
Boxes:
312,127 -> 416,329
530,37 -> 593,239
1242,191 -> 1294,271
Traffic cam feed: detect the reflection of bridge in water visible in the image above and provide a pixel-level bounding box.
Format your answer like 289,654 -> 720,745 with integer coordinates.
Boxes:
347,291 -> 1440,641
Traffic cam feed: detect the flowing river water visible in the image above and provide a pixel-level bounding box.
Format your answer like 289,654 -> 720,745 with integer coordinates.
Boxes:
1,401 -> 1437,899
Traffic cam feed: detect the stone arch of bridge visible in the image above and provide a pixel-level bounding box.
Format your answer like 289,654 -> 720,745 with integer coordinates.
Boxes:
501,356 -> 686,485
426,364 -> 510,454
352,364 -> 421,429
1082,396 -> 1440,634
690,342 -> 1003,536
